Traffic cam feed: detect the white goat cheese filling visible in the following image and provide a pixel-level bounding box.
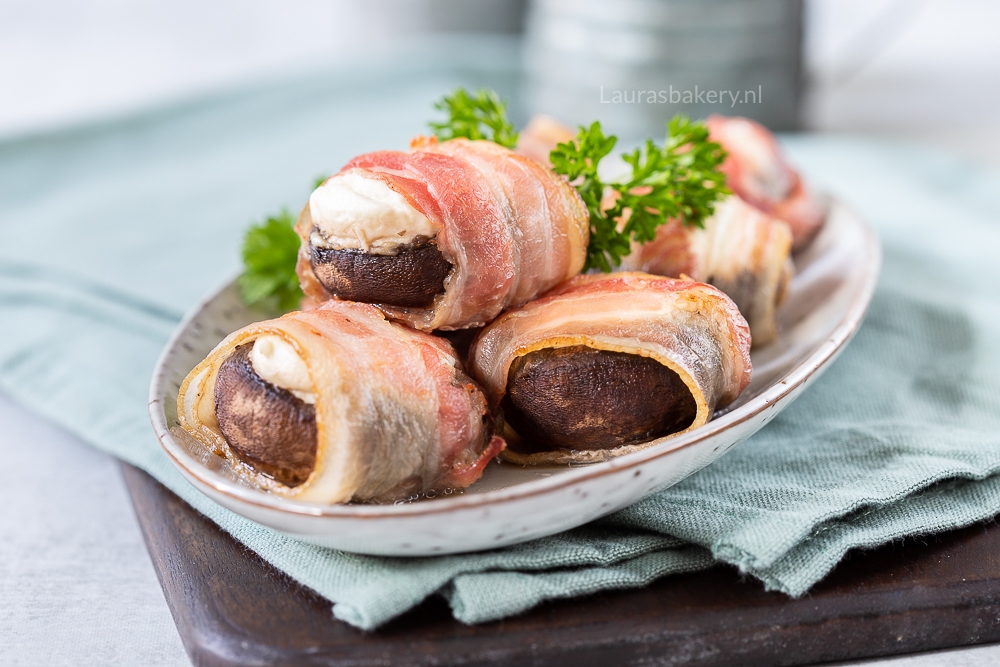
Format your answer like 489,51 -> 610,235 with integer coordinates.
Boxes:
309,171 -> 438,255
249,335 -> 316,404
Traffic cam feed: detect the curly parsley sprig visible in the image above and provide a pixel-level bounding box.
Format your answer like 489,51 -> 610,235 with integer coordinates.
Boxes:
552,116 -> 729,272
238,209 -> 303,312
549,122 -> 623,272
429,88 -> 519,149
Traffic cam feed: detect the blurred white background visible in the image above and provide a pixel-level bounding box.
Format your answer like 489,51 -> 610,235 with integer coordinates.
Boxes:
804,0 -> 1000,166
0,0 -> 524,135
1,0 -> 998,166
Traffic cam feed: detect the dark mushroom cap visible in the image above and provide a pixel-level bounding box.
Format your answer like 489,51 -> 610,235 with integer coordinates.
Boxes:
502,345 -> 697,452
309,234 -> 452,308
214,343 -> 318,487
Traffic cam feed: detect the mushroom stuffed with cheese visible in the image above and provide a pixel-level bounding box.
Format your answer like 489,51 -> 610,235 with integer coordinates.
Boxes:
468,273 -> 752,465
296,136 -> 590,331
176,300 -> 505,504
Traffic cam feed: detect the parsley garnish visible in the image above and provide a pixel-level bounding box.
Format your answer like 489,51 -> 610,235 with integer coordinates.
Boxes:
551,116 -> 729,272
429,88 -> 519,149
238,209 -> 303,312
548,122 -> 622,272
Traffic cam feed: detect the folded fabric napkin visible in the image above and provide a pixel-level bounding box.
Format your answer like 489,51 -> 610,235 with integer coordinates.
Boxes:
2,41 -> 999,630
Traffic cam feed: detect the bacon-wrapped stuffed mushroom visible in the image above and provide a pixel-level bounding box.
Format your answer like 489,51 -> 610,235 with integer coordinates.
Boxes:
620,196 -> 794,346
296,136 -> 589,331
468,273 -> 752,465
176,300 -> 504,503
706,115 -> 825,251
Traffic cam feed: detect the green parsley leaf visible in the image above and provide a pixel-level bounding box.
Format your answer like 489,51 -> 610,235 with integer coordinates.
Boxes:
238,209 -> 303,313
429,87 -> 519,149
551,116 -> 729,272
550,121 -> 622,273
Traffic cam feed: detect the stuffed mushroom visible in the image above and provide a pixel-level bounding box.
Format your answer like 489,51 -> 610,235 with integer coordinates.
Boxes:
177,300 -> 505,503
297,136 -> 590,331
469,273 -> 752,465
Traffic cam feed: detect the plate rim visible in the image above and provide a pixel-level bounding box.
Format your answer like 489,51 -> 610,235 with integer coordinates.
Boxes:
149,200 -> 882,520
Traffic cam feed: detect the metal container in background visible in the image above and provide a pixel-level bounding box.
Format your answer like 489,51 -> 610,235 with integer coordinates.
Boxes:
523,0 -> 803,140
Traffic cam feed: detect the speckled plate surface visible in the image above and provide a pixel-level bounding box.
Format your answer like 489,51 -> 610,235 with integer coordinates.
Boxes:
149,200 -> 880,556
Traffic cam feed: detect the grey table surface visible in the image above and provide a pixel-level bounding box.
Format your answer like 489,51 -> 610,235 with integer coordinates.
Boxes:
0,393 -> 190,667
3,389 -> 1000,667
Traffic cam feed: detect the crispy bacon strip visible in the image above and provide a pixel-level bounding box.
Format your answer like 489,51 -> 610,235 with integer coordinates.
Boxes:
295,137 -> 589,331
620,196 -> 793,346
176,300 -> 503,504
706,115 -> 825,251
469,273 -> 752,464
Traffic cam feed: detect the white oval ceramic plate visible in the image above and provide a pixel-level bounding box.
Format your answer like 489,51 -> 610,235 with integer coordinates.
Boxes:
149,199 -> 880,556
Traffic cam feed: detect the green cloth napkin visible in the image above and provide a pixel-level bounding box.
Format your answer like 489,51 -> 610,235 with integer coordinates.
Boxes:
2,38 -> 1000,630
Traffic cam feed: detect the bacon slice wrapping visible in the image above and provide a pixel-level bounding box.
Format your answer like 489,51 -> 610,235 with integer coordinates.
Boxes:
706,115 -> 825,251
468,273 -> 752,464
295,137 -> 589,331
620,196 -> 794,346
176,300 -> 504,504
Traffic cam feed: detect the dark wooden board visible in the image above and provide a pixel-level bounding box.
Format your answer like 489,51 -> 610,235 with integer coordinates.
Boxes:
122,463 -> 1000,667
